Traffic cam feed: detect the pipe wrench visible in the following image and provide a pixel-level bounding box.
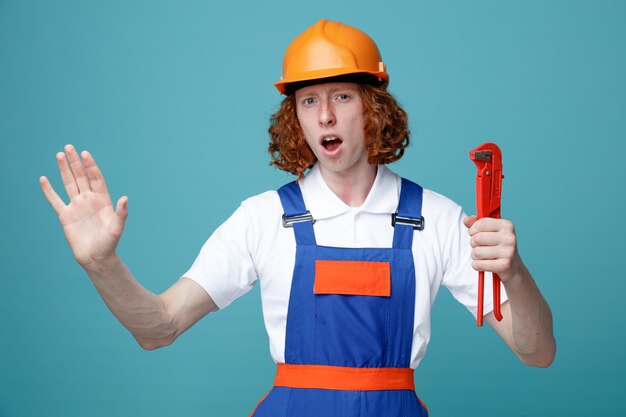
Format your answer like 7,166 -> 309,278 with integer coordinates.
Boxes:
469,142 -> 504,327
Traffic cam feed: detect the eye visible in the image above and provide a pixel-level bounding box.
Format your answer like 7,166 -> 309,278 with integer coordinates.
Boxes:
335,93 -> 350,101
302,97 -> 316,105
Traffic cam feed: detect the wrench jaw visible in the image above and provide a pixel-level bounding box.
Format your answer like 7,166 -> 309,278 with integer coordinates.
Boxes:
472,150 -> 493,162
469,142 -> 504,326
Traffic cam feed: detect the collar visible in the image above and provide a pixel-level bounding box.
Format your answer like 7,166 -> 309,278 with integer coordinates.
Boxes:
298,163 -> 400,220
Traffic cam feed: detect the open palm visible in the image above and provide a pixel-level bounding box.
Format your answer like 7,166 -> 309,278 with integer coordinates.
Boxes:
40,144 -> 128,267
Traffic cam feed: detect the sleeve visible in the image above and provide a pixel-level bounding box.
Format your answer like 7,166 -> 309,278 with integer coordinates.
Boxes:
441,205 -> 508,319
181,204 -> 258,311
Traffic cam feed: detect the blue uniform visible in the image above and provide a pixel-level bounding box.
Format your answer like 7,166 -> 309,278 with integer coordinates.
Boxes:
250,179 -> 429,417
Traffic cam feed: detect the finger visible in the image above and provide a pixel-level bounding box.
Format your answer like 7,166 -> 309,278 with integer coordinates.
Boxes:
64,144 -> 92,193
472,245 -> 502,260
472,258 -> 512,275
472,244 -> 516,264
470,231 -> 502,248
81,150 -> 111,197
463,215 -> 477,229
110,196 -> 129,237
469,217 -> 512,235
57,151 -> 79,199
39,176 -> 67,215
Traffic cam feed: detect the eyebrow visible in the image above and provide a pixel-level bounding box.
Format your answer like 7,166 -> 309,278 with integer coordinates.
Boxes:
294,85 -> 361,100
297,86 -> 358,97
327,86 -> 358,94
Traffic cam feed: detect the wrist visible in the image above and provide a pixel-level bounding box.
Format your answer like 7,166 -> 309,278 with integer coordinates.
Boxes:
81,252 -> 123,275
501,256 -> 528,288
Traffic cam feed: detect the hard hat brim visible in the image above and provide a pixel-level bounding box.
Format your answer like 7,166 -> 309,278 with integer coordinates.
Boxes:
274,68 -> 389,95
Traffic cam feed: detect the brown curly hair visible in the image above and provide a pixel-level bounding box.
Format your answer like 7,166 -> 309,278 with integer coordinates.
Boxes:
268,83 -> 410,178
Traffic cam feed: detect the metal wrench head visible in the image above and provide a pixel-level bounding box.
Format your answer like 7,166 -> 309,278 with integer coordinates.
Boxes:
469,142 -> 503,219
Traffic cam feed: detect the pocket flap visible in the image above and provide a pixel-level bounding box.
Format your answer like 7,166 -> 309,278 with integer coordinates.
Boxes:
314,260 -> 391,297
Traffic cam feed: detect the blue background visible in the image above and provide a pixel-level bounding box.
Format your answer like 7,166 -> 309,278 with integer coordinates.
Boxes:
1,1 -> 625,416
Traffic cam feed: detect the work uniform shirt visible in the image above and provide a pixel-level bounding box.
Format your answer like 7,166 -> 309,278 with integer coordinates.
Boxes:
182,163 -> 507,369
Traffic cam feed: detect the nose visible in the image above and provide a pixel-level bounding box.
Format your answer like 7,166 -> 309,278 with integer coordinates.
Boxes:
318,100 -> 336,127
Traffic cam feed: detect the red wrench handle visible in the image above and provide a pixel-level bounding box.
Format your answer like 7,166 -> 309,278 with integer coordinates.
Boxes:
477,271 -> 485,327
493,273 -> 503,321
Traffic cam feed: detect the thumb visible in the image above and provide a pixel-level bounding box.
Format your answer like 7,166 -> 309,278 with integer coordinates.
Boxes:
111,196 -> 129,236
463,214 -> 477,229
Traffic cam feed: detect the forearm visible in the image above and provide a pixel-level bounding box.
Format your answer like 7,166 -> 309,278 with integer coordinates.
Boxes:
82,254 -> 175,349
502,260 -> 556,367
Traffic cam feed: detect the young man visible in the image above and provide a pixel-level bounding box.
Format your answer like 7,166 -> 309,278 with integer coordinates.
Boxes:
40,20 -> 555,416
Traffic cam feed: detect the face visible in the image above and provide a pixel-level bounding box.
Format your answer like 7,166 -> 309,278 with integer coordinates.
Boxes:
295,82 -> 370,178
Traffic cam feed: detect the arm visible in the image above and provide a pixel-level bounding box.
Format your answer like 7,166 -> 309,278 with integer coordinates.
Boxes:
40,144 -> 216,350
464,216 -> 556,367
82,255 -> 216,350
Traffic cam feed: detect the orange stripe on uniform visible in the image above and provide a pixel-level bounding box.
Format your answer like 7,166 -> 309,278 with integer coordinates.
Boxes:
247,389 -> 271,417
274,363 -> 414,391
416,394 -> 429,415
314,260 -> 391,296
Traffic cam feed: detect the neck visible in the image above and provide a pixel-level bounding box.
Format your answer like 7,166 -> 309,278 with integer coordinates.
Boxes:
319,163 -> 378,207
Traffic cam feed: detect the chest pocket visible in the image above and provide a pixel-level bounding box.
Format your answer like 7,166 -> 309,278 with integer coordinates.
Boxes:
314,260 -> 391,296
313,259 -> 391,366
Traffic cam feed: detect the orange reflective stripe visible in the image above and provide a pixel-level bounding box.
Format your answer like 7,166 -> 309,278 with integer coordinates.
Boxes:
416,394 -> 429,415
274,364 -> 415,391
314,260 -> 391,296
248,389 -> 271,417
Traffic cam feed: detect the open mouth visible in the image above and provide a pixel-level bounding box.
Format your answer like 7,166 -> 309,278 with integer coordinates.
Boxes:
322,136 -> 343,152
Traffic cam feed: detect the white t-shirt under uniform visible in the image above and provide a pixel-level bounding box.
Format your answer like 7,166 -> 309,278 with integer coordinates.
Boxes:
182,163 -> 507,369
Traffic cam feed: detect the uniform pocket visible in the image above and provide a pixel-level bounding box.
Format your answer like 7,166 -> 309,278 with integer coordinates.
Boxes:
314,260 -> 391,297
313,259 -> 391,366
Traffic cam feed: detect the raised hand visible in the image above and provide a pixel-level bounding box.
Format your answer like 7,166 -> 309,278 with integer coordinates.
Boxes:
40,144 -> 128,267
